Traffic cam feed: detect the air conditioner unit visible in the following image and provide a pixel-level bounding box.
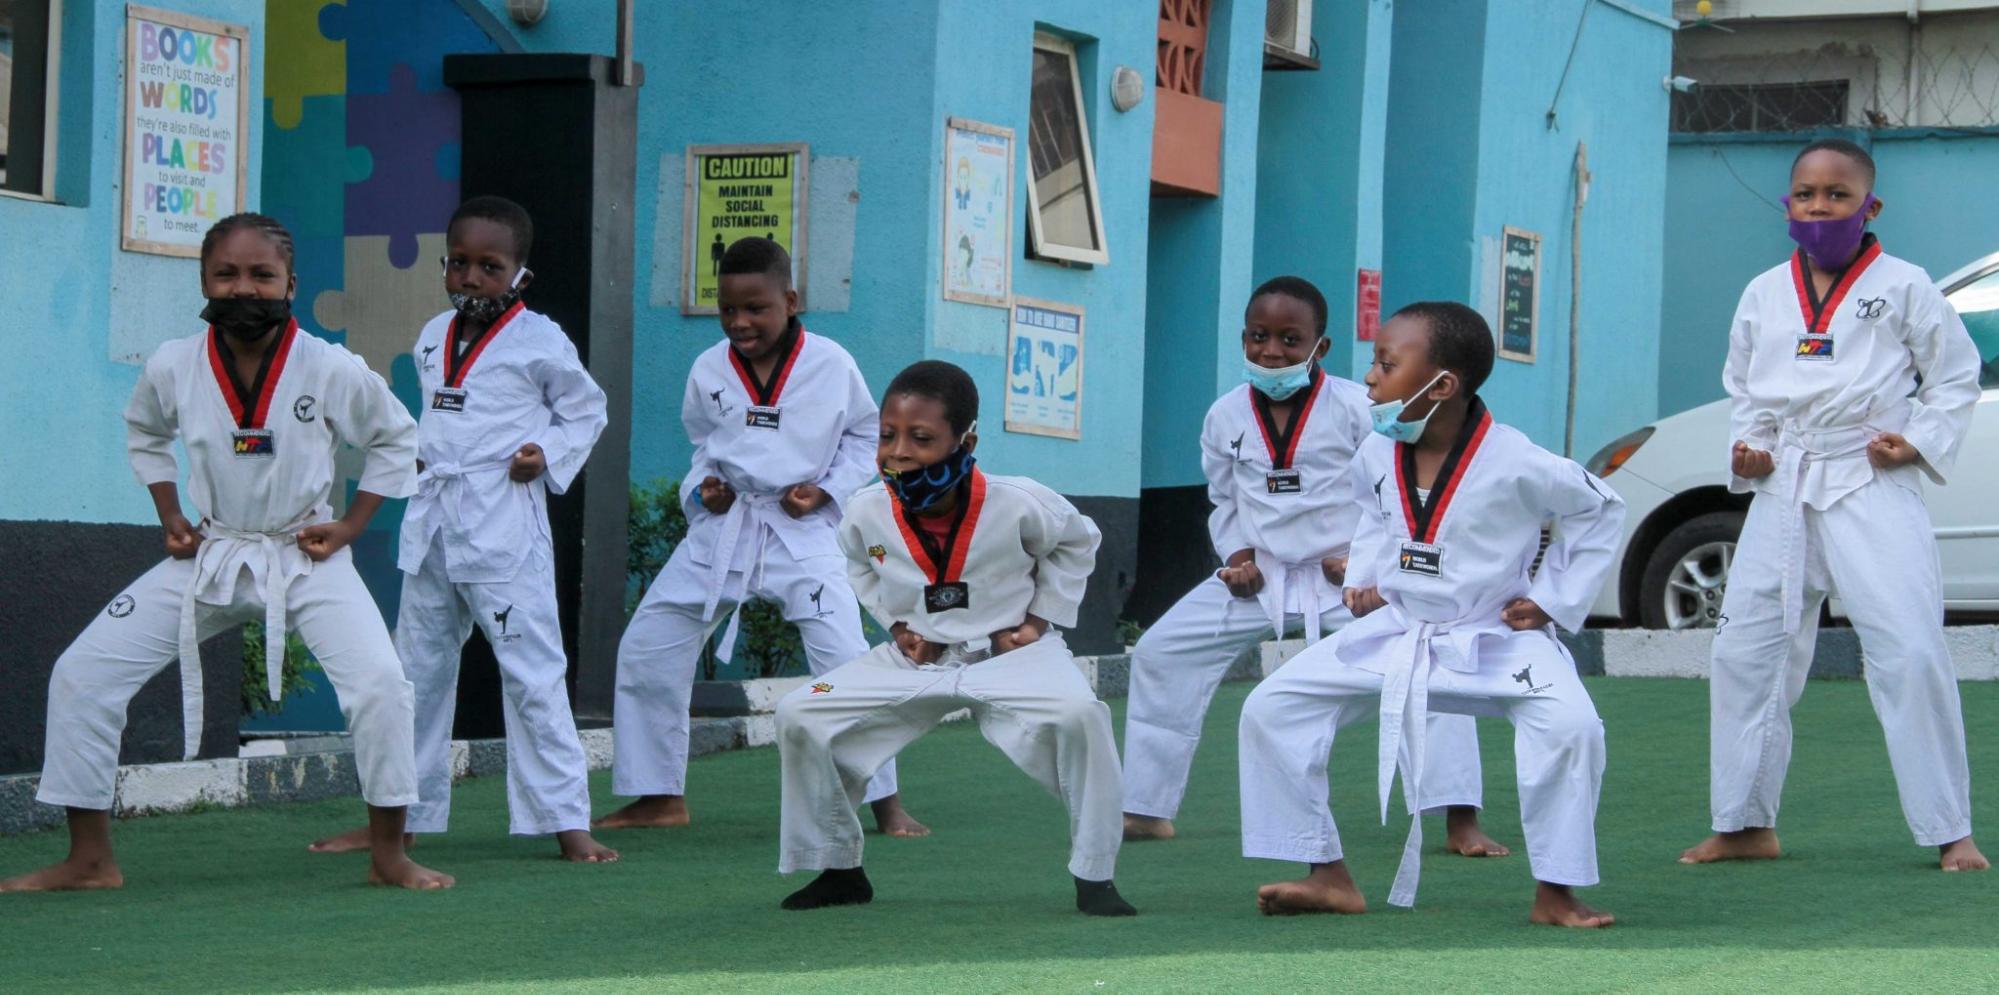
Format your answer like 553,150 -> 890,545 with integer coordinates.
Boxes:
1266,0 -> 1314,62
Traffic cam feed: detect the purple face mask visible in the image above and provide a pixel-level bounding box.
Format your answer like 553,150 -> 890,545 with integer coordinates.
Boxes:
1784,194 -> 1876,270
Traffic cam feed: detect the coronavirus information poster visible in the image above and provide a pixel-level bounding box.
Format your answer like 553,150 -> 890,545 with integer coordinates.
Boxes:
682,143 -> 809,314
122,6 -> 249,256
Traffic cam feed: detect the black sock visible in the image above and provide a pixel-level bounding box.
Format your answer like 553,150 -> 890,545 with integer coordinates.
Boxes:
781,867 -> 873,911
1075,877 -> 1138,917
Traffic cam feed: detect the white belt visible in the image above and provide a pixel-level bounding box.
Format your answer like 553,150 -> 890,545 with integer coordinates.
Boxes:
1250,551 -> 1333,646
408,458 -> 515,528
1373,611 -> 1465,908
1771,418 -> 1894,637
702,492 -> 780,663
178,523 -> 307,760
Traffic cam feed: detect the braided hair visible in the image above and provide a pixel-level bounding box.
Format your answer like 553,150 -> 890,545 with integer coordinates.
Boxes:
200,213 -> 296,275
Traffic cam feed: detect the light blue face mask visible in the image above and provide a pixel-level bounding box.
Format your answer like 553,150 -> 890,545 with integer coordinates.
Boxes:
1368,370 -> 1448,443
1242,345 -> 1325,401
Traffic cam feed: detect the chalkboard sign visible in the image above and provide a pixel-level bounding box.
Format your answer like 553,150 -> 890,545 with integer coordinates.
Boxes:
1499,226 -> 1540,363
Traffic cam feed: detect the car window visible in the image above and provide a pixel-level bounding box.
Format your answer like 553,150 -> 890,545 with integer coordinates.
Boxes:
1946,266 -> 1999,389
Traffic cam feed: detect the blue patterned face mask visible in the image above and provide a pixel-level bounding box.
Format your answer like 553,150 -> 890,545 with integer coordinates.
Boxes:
1368,371 -> 1448,443
1242,356 -> 1318,400
884,426 -> 978,512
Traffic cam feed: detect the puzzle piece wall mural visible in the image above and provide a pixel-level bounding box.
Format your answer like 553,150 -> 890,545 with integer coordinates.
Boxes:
265,0 -> 345,130
345,63 -> 463,269
253,0 -> 505,728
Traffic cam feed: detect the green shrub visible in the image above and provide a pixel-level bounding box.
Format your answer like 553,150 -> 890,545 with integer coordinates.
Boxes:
241,622 -> 323,718
627,477 -> 809,680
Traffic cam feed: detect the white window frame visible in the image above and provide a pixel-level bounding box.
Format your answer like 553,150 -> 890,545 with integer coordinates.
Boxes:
1025,32 -> 1109,266
0,0 -> 63,203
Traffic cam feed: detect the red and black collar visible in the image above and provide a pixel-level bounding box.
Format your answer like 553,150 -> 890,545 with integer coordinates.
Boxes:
727,321 -> 806,407
1249,367 -> 1325,471
1790,234 -> 1882,335
888,469 -> 986,584
1394,396 -> 1493,544
207,319 -> 300,429
444,299 -> 525,388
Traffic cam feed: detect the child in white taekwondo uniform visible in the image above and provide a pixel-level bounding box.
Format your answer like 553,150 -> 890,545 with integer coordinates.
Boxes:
306,198 -> 616,864
1239,303 -> 1623,928
1123,277 -> 1500,857
599,238 -> 925,837
1681,139 -> 1988,872
774,360 -> 1137,917
1,215 -> 452,893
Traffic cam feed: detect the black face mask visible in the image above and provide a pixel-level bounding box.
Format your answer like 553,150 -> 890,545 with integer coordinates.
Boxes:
202,297 -> 293,342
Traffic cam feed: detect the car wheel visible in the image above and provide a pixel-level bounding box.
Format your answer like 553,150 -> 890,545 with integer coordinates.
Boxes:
1637,511 -> 1744,630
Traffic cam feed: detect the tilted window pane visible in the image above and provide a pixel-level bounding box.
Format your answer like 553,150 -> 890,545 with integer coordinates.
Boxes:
1029,47 -> 1100,253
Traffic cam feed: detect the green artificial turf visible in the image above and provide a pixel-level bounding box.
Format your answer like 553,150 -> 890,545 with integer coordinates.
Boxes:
1,678 -> 1996,993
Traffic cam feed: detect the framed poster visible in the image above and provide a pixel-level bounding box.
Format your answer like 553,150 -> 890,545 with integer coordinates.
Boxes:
941,117 -> 1013,307
682,143 -> 809,314
1499,226 -> 1540,363
1356,267 -> 1382,342
1005,297 -> 1084,440
121,5 -> 250,256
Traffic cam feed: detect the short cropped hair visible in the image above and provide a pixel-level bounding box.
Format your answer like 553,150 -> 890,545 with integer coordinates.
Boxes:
201,213 -> 296,274
1392,301 -> 1495,396
1248,275 -> 1329,337
885,360 -> 979,436
449,195 -> 535,261
719,236 -> 792,287
1792,137 -> 1876,188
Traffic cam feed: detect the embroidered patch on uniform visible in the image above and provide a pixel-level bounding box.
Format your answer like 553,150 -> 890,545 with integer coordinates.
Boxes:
924,581 -> 970,613
808,585 -> 832,617
1854,296 -> 1886,320
1398,541 -> 1442,576
1795,335 -> 1834,361
745,404 -> 782,430
292,395 -> 317,423
809,682 -> 833,695
419,344 -> 439,371
1265,469 -> 1302,494
492,605 -> 520,641
432,387 -> 468,412
708,387 -> 732,416
868,544 -> 887,564
1229,432 -> 1246,462
232,428 -> 276,458
106,595 -> 136,618
1511,664 -> 1552,695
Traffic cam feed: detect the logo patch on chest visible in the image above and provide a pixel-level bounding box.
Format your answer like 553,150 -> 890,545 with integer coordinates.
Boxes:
1795,335 -> 1834,361
1854,296 -> 1886,320
292,396 -> 317,423
232,428 -> 276,458
867,544 -> 887,564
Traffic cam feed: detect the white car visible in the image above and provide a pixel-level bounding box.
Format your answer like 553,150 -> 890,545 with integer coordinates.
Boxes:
1585,250 -> 1999,629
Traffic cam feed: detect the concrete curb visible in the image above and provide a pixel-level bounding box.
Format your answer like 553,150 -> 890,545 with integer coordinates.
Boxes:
10,625 -> 1998,834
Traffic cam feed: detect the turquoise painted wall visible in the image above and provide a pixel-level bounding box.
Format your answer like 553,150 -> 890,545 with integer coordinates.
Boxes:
1251,0 -> 1393,384
0,0 -> 265,525
1385,0 -> 1671,460
1660,130 -> 1999,418
493,0 -> 1163,500
1138,0 -> 1269,491
1381,0 -> 1486,313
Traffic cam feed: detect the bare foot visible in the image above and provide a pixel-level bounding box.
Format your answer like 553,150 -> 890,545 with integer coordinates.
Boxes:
1941,836 -> 1989,872
870,796 -> 930,838
368,854 -> 454,890
1679,828 -> 1780,864
309,826 -> 407,854
1255,862 -> 1367,916
1444,806 -> 1511,857
1530,882 -> 1615,928
593,795 -> 689,830
1123,814 -> 1176,842
0,857 -> 124,893
557,830 -> 620,863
